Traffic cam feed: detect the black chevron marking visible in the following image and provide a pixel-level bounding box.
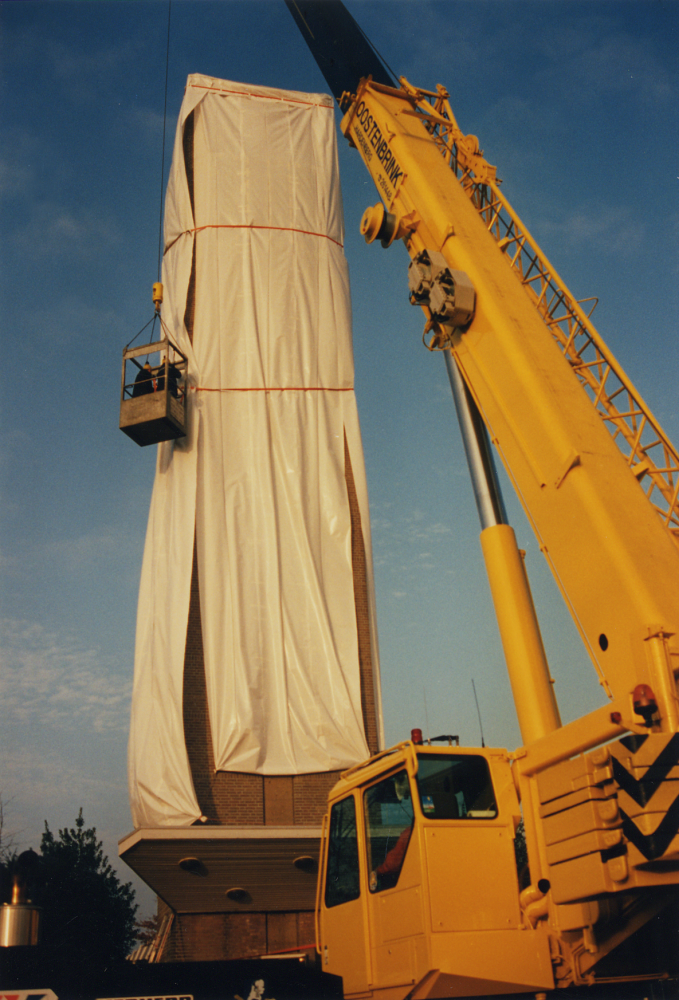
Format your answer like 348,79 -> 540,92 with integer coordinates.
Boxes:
611,733 -> 679,807
619,734 -> 648,753
619,793 -> 679,861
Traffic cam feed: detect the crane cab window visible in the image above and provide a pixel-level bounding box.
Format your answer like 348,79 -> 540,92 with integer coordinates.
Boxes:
365,769 -> 414,892
325,795 -> 360,908
416,754 -> 497,819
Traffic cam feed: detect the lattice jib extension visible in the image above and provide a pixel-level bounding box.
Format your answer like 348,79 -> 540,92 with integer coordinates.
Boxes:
400,79 -> 679,538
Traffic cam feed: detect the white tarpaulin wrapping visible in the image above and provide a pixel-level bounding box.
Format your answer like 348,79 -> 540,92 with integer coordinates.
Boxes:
128,76 -> 382,828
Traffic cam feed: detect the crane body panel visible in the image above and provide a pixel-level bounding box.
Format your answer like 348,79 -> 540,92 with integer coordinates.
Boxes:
285,2 -> 679,994
319,745 -> 555,997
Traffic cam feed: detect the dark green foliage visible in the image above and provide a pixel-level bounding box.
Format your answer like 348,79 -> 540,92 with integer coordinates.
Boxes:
134,912 -> 161,946
0,794 -> 18,867
38,809 -> 137,981
0,796 -> 35,907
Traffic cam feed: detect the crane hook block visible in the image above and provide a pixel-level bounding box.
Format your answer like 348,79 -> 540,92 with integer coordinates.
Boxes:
152,282 -> 163,312
408,249 -> 475,329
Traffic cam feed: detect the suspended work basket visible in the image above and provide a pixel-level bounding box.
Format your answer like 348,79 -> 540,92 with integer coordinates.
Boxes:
119,338 -> 188,447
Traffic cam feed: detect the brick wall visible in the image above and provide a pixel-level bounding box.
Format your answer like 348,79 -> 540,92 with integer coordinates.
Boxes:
182,433 -> 379,828
159,900 -> 315,963
344,432 -> 380,756
174,440 -> 379,959
183,547 -> 343,828
292,771 -> 341,825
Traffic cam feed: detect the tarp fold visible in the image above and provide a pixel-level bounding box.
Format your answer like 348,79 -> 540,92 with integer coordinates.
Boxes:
129,76 -> 381,828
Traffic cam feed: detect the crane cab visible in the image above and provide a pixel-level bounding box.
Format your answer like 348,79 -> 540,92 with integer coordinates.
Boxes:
318,740 -> 553,999
119,338 -> 188,447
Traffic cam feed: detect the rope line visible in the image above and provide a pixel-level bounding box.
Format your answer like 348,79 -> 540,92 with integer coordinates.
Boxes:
164,222 -> 343,255
193,386 -> 353,393
157,0 -> 172,280
125,313 -> 159,351
188,82 -> 333,110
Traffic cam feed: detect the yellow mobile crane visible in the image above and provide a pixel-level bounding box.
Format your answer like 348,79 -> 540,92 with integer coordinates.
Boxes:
287,3 -> 679,997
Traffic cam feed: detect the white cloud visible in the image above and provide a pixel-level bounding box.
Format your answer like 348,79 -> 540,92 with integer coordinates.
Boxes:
1,523 -> 140,598
42,529 -> 122,570
538,203 -> 645,255
5,23 -> 142,104
0,152 -> 35,199
0,125 -> 51,202
19,293 -> 120,344
124,106 -> 167,150
539,31 -> 674,104
1,745 -> 122,808
392,3 -> 674,109
0,618 -> 131,733
371,508 -> 455,578
9,200 -> 122,259
45,36 -> 138,84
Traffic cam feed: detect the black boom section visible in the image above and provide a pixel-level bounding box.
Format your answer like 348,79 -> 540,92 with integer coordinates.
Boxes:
284,0 -> 396,101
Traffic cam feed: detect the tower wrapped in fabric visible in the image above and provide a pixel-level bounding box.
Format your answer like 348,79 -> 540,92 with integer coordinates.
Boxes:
128,75 -> 383,835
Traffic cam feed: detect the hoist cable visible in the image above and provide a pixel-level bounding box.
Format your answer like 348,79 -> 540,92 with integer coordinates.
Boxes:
347,5 -> 399,87
125,313 -> 158,351
157,0 -> 172,281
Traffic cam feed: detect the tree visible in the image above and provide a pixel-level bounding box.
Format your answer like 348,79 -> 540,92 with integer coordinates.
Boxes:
0,794 -> 21,906
134,912 -> 162,946
0,794 -> 19,865
38,809 -> 138,982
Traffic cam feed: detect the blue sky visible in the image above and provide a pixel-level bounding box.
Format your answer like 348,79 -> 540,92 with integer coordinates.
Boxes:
1,0 -> 677,918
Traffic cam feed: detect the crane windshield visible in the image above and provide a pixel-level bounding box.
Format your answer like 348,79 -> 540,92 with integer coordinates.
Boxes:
416,754 -> 497,819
